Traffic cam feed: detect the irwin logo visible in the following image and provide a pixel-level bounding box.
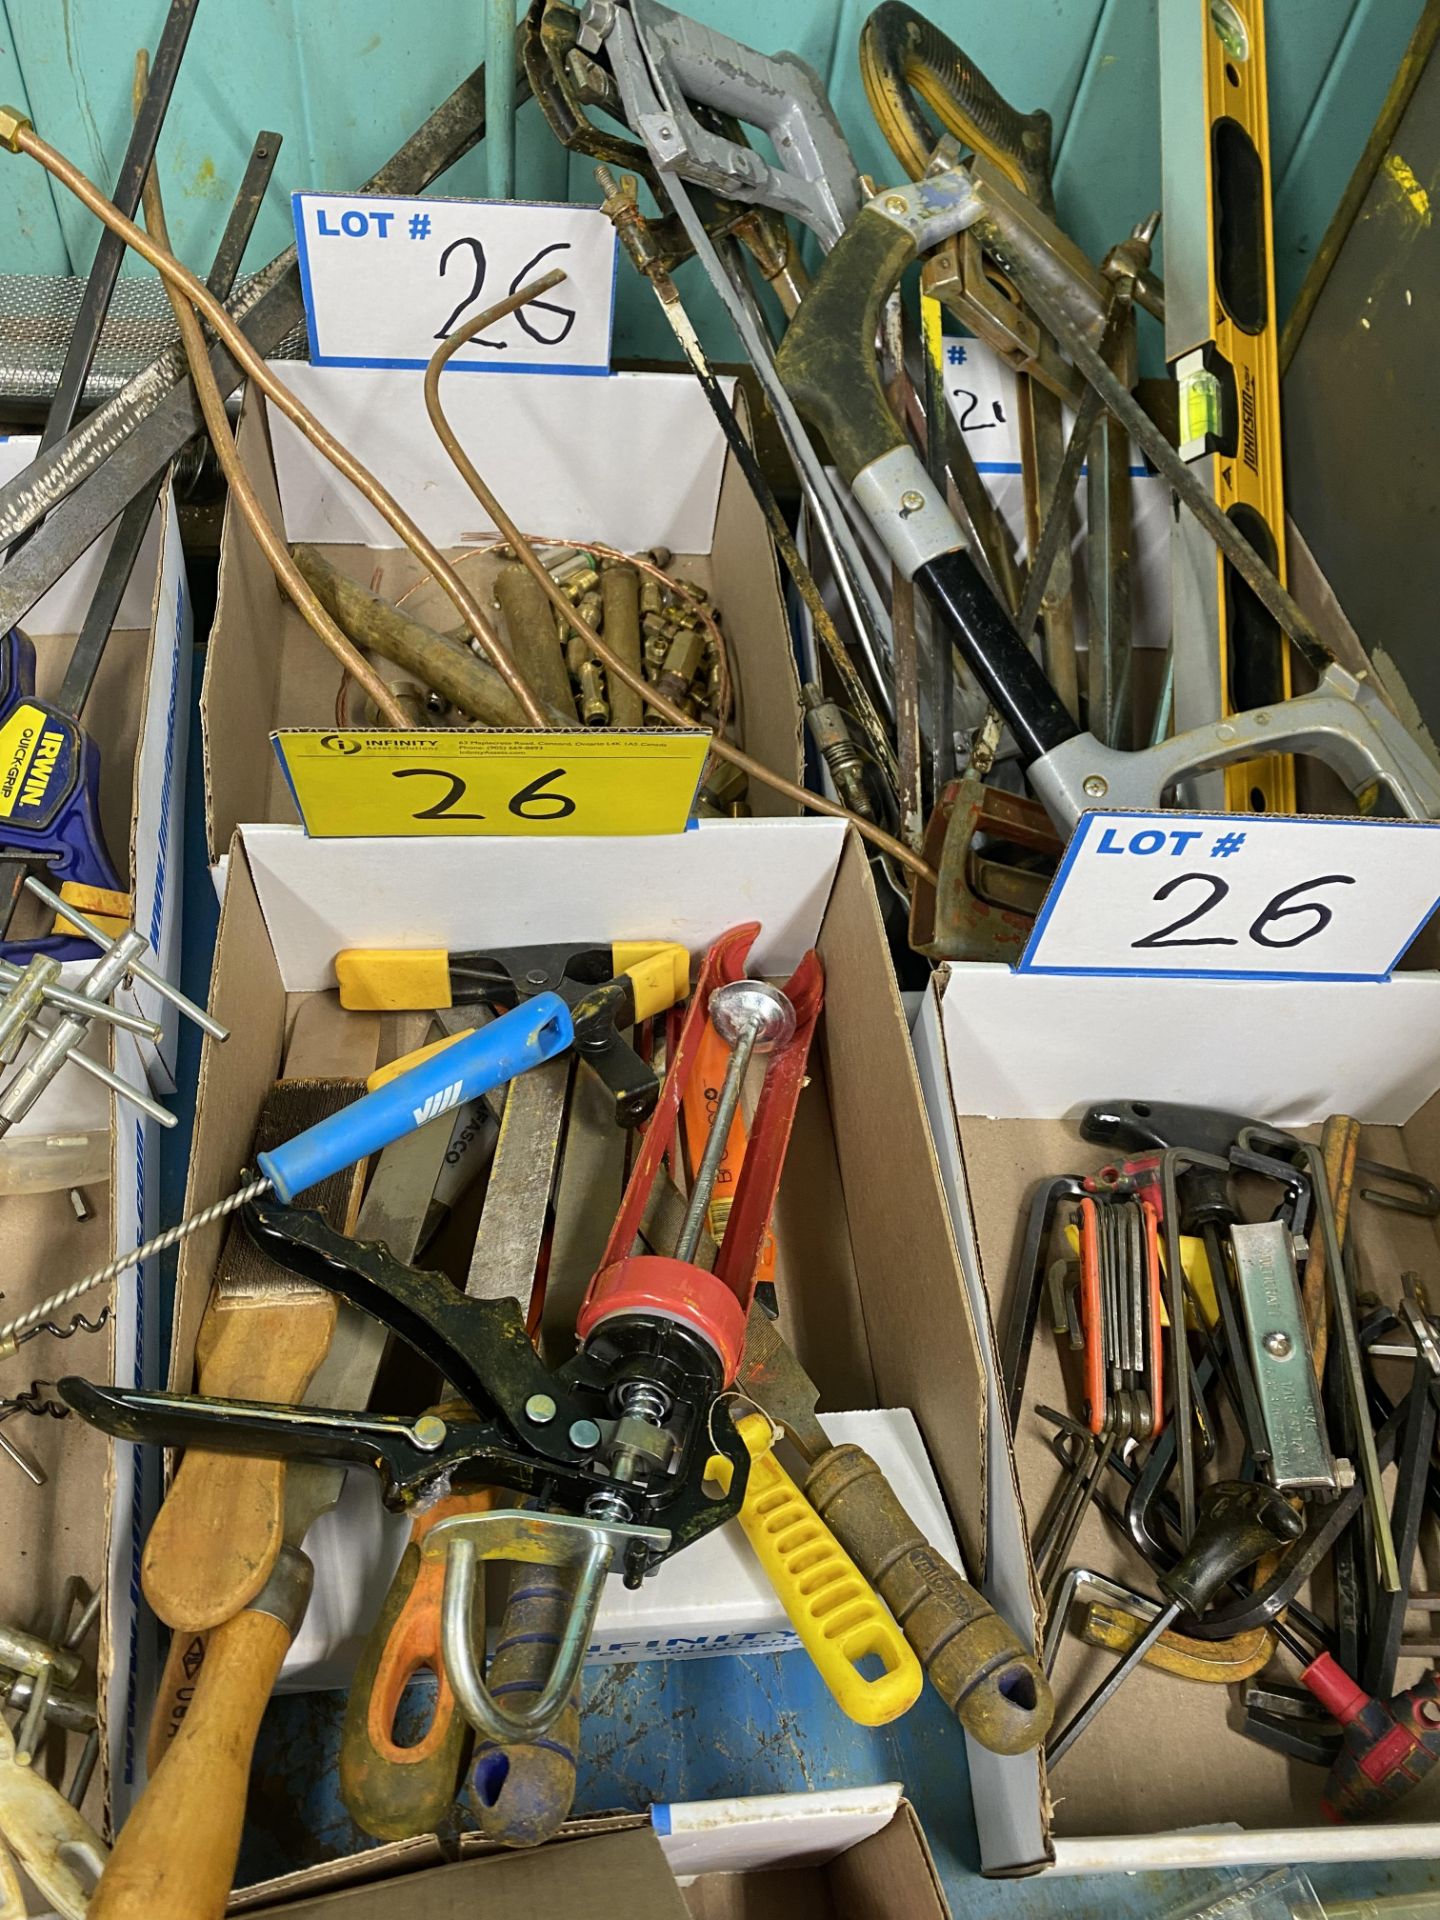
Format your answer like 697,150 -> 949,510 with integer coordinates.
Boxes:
18,729 -> 63,808
413,1081 -> 463,1126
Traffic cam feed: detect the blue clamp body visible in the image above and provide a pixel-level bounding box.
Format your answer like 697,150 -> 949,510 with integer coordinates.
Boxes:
0,629 -> 123,962
259,992 -> 575,1203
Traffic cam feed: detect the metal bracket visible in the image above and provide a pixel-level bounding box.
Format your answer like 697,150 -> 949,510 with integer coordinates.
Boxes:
427,1508 -> 668,1741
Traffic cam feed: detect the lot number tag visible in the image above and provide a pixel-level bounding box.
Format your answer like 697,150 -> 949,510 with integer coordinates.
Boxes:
1019,810 -> 1440,981
273,730 -> 707,839
292,192 -> 616,374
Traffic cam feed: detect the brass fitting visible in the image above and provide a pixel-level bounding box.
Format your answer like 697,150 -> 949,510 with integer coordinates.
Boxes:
565,633 -> 590,678
578,661 -> 610,726
661,630 -> 704,691
0,107 -> 32,154
595,166 -> 664,281
639,575 -> 664,618
646,547 -> 673,572
576,590 -> 603,630
562,567 -> 599,601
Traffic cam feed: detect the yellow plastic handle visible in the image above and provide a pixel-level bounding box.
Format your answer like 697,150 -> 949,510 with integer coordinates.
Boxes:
717,1414 -> 922,1727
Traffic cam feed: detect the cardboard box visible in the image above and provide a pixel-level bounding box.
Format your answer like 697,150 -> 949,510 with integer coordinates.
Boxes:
914,962 -> 1440,1874
169,817 -> 996,1898
0,445 -> 192,1831
241,1790 -> 947,1920
202,367 -> 804,877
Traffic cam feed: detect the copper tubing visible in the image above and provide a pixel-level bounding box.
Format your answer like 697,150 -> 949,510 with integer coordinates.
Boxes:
7,118 -> 549,729
130,56 -> 407,727
424,274 -> 937,885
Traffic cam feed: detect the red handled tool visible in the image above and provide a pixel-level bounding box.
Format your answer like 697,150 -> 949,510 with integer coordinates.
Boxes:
574,923 -> 822,1524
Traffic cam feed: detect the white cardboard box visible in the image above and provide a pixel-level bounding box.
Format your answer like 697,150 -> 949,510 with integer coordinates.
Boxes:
173,818 -> 997,1895
914,961 -> 1440,1874
0,443 -> 191,1829
202,365 -> 805,884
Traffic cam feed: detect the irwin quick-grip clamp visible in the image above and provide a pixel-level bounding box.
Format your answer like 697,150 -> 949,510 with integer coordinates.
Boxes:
773,169 -> 1440,829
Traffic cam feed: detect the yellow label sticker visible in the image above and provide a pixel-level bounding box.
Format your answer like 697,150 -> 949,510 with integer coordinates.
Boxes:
272,728 -> 709,839
0,703 -> 59,819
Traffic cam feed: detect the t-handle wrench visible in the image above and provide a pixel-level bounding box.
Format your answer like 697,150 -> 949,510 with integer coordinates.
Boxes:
1047,1479 -> 1303,1765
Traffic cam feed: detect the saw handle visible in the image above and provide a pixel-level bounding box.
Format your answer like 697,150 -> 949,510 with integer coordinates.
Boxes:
259,993 -> 573,1201
804,1443 -> 1054,1754
858,0 -> 1052,202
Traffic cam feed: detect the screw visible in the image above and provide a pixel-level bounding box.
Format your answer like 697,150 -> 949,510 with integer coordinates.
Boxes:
884,193 -> 908,213
525,1393 -> 557,1425
900,489 -> 926,512
412,1414 -> 447,1451
1082,774 -> 1109,798
1263,1330 -> 1293,1359
569,1419 -> 602,1451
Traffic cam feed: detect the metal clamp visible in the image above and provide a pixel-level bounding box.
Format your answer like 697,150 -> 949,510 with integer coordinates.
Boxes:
425,1508 -> 669,1742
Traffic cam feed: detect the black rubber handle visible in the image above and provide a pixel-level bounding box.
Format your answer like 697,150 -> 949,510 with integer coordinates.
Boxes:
916,549 -> 1078,764
1162,1481 -> 1303,1618
859,0 -> 1053,205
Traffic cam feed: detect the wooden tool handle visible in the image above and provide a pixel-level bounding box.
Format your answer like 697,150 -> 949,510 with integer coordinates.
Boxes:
805,1442 -> 1054,1754
142,1300 -> 334,1631
340,1499 -> 478,1842
92,1607 -> 291,1920
146,1627 -> 210,1775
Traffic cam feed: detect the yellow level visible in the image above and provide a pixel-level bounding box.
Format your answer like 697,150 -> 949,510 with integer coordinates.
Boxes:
1162,0 -> 1294,814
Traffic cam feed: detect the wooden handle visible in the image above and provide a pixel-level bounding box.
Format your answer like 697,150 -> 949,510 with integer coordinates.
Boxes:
805,1443 -> 1054,1755
147,1628 -> 209,1776
92,1607 -> 291,1920
340,1494 -> 485,1842
142,1300 -> 335,1631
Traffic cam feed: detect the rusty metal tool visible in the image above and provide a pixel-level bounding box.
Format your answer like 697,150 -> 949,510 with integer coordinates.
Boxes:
594,163 -> 897,796
742,1308 -> 1052,1754
774,163 -> 1440,829
1047,1480 -> 1303,1765
858,3 -> 1084,718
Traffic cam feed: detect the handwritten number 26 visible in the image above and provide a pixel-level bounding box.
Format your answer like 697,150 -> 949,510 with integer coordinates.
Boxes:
435,238 -> 577,344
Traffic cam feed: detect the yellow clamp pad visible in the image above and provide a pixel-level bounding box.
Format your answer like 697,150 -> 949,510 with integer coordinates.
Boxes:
1063,1220 -> 1218,1328
709,1414 -> 922,1727
366,1027 -> 471,1092
336,949 -> 452,1012
336,941 -> 688,1019
612,941 -> 689,1021
51,882 -> 132,943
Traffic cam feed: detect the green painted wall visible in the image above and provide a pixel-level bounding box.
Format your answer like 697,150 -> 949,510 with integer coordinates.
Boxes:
0,0 -> 1425,360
